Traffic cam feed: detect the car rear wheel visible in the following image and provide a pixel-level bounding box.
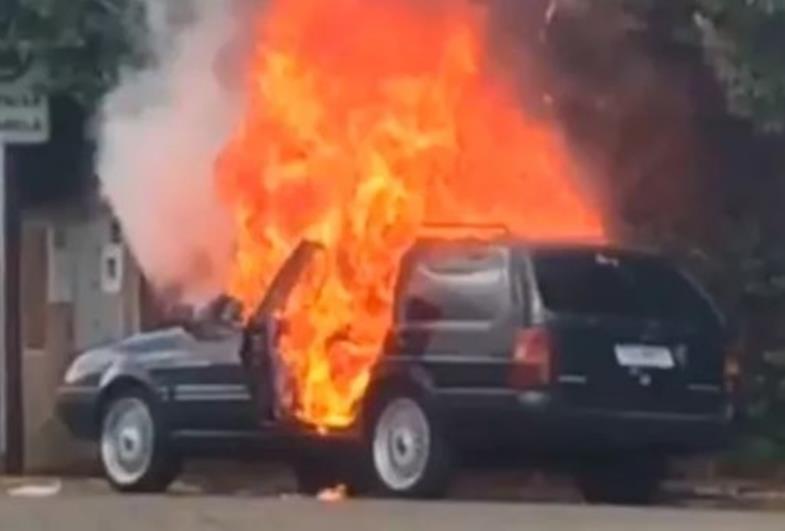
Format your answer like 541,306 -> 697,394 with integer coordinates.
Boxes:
575,456 -> 665,506
100,389 -> 180,493
365,393 -> 451,498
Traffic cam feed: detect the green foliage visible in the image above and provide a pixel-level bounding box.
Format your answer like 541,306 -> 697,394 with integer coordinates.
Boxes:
694,0 -> 785,132
553,0 -> 785,131
1,0 -> 148,103
736,348 -> 785,463
3,0 -> 785,131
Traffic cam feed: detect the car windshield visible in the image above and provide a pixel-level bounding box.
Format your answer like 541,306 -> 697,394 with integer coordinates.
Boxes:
532,249 -> 721,329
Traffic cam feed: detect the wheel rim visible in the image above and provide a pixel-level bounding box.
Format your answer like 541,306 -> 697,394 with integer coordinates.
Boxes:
372,397 -> 431,491
100,397 -> 155,485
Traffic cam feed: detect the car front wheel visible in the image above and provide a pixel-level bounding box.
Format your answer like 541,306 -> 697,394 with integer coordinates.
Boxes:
100,389 -> 180,493
366,393 -> 451,498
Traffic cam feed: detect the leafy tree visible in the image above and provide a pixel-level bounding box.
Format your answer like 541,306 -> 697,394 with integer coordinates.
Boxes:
694,0 -> 785,132
3,0 -> 785,131
607,0 -> 785,461
1,0 -> 148,103
542,0 -> 785,132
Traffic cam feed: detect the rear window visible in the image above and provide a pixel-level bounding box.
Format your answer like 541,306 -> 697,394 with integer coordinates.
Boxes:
532,250 -> 721,328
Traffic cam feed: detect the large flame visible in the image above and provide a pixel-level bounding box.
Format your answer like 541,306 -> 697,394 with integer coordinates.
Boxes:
215,0 -> 604,429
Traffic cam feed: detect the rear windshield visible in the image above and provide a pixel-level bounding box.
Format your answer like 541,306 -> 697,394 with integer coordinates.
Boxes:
532,250 -> 721,328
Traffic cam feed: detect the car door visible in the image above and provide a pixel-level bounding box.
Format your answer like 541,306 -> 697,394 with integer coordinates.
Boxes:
165,328 -> 260,433
240,240 -> 325,424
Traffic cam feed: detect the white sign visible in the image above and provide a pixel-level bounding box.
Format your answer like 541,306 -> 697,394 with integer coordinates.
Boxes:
101,244 -> 125,295
0,84 -> 49,144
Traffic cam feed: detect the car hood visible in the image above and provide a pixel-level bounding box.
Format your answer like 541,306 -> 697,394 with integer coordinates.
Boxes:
63,327 -> 206,385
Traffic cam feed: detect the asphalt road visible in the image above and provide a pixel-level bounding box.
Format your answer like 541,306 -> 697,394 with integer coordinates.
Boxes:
0,496 -> 783,531
2,463 -> 784,531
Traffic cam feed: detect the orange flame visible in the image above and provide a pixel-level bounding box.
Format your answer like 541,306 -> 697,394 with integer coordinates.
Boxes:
215,0 -> 604,429
316,484 -> 348,502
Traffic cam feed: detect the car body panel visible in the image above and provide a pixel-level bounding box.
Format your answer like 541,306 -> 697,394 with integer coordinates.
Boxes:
58,325 -> 259,446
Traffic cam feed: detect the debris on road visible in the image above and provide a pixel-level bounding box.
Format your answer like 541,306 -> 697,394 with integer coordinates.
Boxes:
7,479 -> 62,498
317,484 -> 348,502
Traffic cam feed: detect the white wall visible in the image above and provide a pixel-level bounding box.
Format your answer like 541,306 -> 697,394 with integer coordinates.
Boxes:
20,204 -> 144,472
70,214 -> 139,351
28,206 -> 142,353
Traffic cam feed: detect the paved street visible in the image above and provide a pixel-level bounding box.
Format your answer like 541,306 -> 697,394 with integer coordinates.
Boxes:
1,463 -> 784,531
1,459 -> 784,530
0,495 -> 783,531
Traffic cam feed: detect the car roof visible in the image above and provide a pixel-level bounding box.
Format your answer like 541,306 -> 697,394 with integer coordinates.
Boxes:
409,236 -> 661,261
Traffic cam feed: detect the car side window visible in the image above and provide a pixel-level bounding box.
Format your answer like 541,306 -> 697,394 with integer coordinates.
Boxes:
400,245 -> 511,323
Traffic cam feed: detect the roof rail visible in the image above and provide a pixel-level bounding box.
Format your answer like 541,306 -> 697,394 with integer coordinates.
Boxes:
417,222 -> 511,239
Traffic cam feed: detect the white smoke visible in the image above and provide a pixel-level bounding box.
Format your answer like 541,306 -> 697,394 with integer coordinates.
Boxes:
96,0 -> 250,303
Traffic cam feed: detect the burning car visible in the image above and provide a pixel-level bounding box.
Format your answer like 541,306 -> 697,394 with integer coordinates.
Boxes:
243,236 -> 735,504
57,235 -> 734,504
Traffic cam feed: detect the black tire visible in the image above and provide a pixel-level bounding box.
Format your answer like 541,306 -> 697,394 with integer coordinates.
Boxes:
575,456 -> 666,506
99,387 -> 181,493
361,390 -> 451,498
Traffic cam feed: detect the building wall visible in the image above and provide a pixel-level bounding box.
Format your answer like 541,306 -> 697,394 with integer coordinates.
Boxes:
20,201 -> 142,473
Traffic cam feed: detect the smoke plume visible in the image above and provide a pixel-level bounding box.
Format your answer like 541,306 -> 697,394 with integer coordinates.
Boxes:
95,0 -> 253,303
95,0 -> 715,305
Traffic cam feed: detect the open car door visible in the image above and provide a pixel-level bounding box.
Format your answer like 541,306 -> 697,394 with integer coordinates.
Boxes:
240,240 -> 324,426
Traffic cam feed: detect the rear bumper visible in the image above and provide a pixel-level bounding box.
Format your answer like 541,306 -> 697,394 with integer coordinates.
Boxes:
435,390 -> 734,456
56,386 -> 99,440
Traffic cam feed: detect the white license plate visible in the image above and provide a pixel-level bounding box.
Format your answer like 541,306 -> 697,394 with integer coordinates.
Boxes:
614,345 -> 675,369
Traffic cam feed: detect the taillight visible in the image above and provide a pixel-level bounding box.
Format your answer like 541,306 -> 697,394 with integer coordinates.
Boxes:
510,327 -> 553,389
